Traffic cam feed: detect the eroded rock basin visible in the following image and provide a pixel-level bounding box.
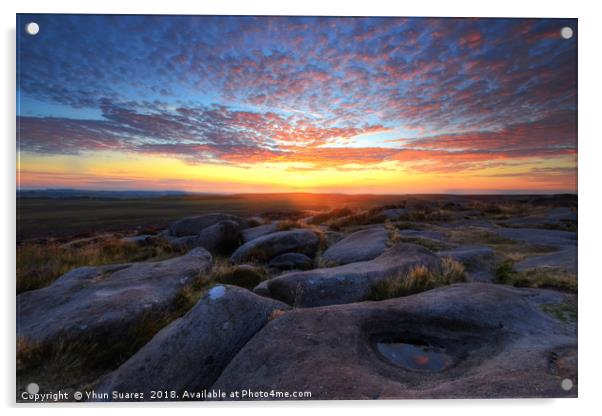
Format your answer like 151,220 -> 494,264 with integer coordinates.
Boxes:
212,283 -> 577,399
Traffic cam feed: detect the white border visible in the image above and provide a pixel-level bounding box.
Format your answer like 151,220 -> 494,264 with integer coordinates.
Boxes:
3,1 -> 601,415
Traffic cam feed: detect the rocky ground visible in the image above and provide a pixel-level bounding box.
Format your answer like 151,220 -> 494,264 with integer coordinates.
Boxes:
16,195 -> 578,401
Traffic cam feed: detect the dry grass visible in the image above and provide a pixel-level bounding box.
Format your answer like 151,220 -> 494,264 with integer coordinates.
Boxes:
17,269 -> 213,396
369,258 -> 467,300
468,200 -> 535,217
540,296 -> 577,323
494,260 -> 577,293
17,237 -> 176,294
275,220 -> 307,231
307,208 -> 355,225
328,210 -> 387,231
17,305 -> 184,395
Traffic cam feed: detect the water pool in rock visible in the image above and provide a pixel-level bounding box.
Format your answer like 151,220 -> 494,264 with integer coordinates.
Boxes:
375,340 -> 453,372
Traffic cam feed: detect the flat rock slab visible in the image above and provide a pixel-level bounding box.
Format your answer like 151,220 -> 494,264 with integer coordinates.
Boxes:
516,246 -> 577,273
17,248 -> 213,347
213,283 -> 576,400
169,214 -> 247,237
381,208 -> 408,220
398,229 -> 448,241
437,245 -> 494,274
259,243 -> 441,307
439,219 -> 498,230
321,227 -> 389,265
231,229 -> 320,264
167,235 -> 198,251
241,223 -> 279,243
500,208 -> 577,228
494,228 -> 577,247
95,285 -> 289,400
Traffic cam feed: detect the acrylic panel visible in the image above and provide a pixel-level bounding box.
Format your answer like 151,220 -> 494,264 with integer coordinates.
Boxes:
16,14 -> 577,402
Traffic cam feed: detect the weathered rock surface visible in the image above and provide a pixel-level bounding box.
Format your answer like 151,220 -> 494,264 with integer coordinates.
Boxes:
95,286 -> 289,400
17,248 -> 213,347
213,283 -> 577,399
230,229 -> 320,264
495,228 -> 577,248
268,252 -> 314,271
258,243 -> 441,307
398,229 -> 448,241
500,208 -> 577,228
169,213 -> 247,237
167,235 -> 199,251
241,223 -> 279,242
439,219 -> 498,230
516,246 -> 577,274
381,208 -> 408,220
321,227 -> 389,265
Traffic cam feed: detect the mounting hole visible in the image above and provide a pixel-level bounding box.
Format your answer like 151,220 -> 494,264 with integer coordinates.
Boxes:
26,382 -> 39,394
25,22 -> 39,36
560,26 -> 573,40
561,378 -> 573,391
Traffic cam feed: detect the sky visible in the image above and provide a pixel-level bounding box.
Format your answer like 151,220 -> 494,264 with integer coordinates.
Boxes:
16,15 -> 577,194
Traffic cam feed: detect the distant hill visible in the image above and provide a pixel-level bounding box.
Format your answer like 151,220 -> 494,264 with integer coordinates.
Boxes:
16,189 -> 191,199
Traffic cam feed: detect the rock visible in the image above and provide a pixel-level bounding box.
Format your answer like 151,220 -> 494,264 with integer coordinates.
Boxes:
230,229 -> 320,264
437,245 -> 494,269
253,280 -> 271,297
167,235 -> 199,251
547,207 -> 577,222
398,229 -> 447,241
269,253 -> 314,271
499,208 -> 577,229
214,265 -> 266,289
439,219 -> 498,230
120,234 -> 155,246
321,227 -> 389,265
213,283 -> 576,399
95,285 -> 289,400
169,213 -> 247,237
17,248 -> 213,348
261,243 -> 441,307
469,270 -> 495,283
494,228 -> 576,248
195,220 -> 242,254
381,208 -> 408,220
516,246 -> 577,274
241,223 -> 279,243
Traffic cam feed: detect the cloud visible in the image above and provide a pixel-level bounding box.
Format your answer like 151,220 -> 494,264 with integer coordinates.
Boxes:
17,100 -> 577,174
16,15 -> 577,187
18,16 -> 576,135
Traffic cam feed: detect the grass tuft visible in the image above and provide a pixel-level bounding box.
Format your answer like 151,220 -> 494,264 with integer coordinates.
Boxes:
211,258 -> 267,289
369,258 -> 466,301
17,237 -> 176,294
307,208 -> 355,225
540,297 -> 577,323
494,260 -> 577,293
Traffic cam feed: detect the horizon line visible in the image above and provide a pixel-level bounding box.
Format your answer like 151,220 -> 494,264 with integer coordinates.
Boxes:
16,188 -> 578,197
